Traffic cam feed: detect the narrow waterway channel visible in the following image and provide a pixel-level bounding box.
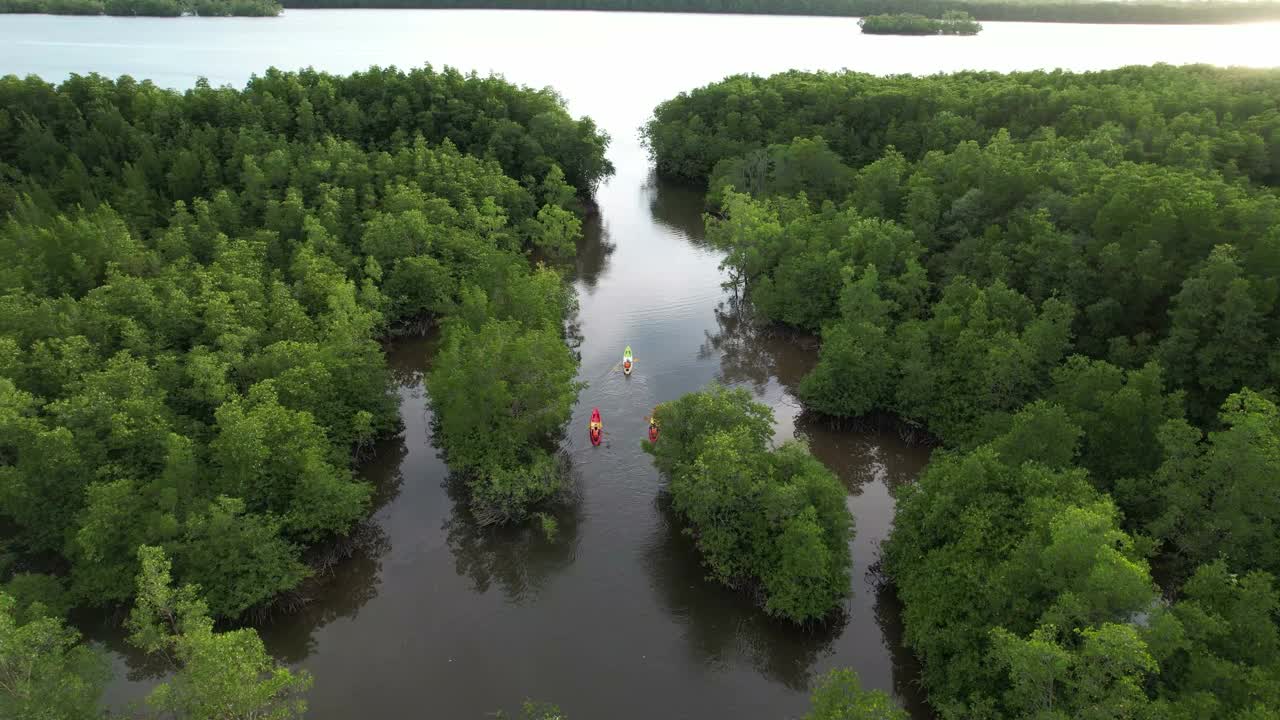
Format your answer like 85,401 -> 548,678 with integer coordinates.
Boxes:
3,9 -> 1274,718
206,138 -> 937,720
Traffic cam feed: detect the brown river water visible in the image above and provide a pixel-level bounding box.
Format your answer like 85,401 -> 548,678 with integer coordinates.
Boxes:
1,9 -> 1274,718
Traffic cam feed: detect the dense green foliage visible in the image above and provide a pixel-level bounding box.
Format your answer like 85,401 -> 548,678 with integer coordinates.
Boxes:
278,0 -> 1280,25
1,67 -> 610,217
657,66 -> 1280,433
884,409 -> 1155,715
858,12 -> 940,34
885,396 -> 1280,719
0,66 -> 608,621
705,178 -> 1089,444
427,314 -> 583,525
1,573 -> 73,623
646,65 -> 1280,187
0,545 -> 313,720
128,545 -> 311,719
0,0 -> 282,15
804,669 -> 908,720
0,63 -> 604,718
647,63 -> 1280,718
859,11 -> 981,35
0,591 -> 107,720
644,384 -> 852,623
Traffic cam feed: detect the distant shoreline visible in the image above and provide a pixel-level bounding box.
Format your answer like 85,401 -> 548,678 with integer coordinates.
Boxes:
278,0 -> 1280,26
7,0 -> 1280,24
0,0 -> 280,16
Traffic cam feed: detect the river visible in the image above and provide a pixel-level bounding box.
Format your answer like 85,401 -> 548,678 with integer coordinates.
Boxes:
2,9 -> 1275,719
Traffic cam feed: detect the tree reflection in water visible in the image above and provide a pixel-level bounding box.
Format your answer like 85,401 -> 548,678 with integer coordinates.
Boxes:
873,581 -> 936,719
264,521 -> 393,665
238,426 -> 410,662
684,289 -> 935,715
383,332 -> 440,389
642,494 -> 846,692
572,212 -> 616,292
441,453 -> 583,605
86,622 -> 168,685
793,412 -> 928,496
646,173 -> 709,244
91,426 -> 411,678
700,297 -> 819,395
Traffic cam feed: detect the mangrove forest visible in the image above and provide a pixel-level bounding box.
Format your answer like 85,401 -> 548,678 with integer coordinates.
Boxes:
644,62 -> 1280,719
0,64 -> 610,717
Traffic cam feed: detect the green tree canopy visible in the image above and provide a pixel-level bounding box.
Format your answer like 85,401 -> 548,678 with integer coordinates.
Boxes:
0,67 -> 607,618
427,316 -> 582,524
0,591 -> 107,720
645,385 -> 852,623
128,545 -> 312,720
804,668 -> 908,720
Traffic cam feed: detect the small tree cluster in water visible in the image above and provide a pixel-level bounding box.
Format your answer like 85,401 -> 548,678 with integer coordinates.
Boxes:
646,64 -> 1280,718
0,64 -> 611,716
644,384 -> 852,624
859,11 -> 982,35
428,313 -> 584,526
1,546 -> 310,718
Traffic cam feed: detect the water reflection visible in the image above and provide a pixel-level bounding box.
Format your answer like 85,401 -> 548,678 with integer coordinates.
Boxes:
383,333 -> 439,387
441,466 -> 583,605
84,620 -> 166,685
794,414 -> 926,495
360,437 -> 409,517
642,495 -> 845,692
700,298 -> 819,394
256,428 -> 411,661
873,582 -> 936,719
687,284 -> 934,716
266,522 -> 392,664
646,173 -> 709,242
87,430 -> 410,681
573,212 -> 616,291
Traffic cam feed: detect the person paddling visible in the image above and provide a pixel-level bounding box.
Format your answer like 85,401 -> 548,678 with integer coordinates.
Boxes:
589,407 -> 603,446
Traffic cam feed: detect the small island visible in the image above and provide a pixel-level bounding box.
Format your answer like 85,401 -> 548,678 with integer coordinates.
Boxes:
0,0 -> 280,15
859,10 -> 982,35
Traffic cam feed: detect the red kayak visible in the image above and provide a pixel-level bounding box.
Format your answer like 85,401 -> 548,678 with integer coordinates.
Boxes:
648,425 -> 659,443
589,407 -> 602,446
